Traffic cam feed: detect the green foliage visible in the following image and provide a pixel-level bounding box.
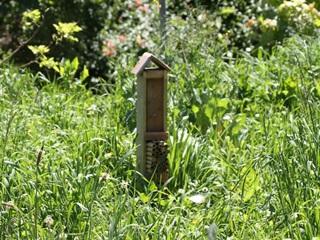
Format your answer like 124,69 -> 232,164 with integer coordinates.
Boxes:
0,4 -> 85,84
1,0 -> 320,82
0,0 -> 110,78
98,0 -> 163,82
56,57 -> 89,85
0,63 -> 136,238
168,0 -> 320,53
28,45 -> 50,55
22,9 -> 41,27
39,56 -> 59,72
3,36 -> 320,239
2,1 -> 320,239
52,22 -> 82,43
24,17 -> 85,82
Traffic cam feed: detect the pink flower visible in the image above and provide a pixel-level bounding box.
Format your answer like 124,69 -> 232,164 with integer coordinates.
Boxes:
136,38 -> 145,47
102,39 -> 117,57
103,48 -> 117,57
107,40 -> 115,49
134,0 -> 142,6
138,4 -> 149,12
118,35 -> 126,42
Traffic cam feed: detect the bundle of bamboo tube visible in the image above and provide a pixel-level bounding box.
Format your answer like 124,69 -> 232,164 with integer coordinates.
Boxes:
146,140 -> 169,174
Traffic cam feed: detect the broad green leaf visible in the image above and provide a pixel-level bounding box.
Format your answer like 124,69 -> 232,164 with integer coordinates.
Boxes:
241,166 -> 260,202
192,105 -> 199,113
80,65 -> 89,82
220,7 -> 235,15
314,18 -> 320,27
28,45 -> 49,55
22,9 -> 41,25
59,65 -> 65,76
159,198 -> 166,206
148,181 -> 158,191
204,98 -> 216,120
53,22 -> 82,34
53,22 -> 82,42
139,193 -> 149,203
71,57 -> 79,71
39,56 -> 59,72
257,46 -> 264,60
217,98 -> 230,109
284,76 -> 297,88
316,82 -> 320,96
231,114 -> 246,135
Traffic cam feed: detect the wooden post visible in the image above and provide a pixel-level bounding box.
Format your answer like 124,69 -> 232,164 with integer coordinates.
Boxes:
132,53 -> 172,183
136,71 -> 147,176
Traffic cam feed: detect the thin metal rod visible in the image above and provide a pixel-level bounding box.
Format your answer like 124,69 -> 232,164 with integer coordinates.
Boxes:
159,0 -> 166,56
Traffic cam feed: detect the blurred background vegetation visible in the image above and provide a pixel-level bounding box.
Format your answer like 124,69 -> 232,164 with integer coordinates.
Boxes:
0,0 -> 320,83
1,1 -> 320,238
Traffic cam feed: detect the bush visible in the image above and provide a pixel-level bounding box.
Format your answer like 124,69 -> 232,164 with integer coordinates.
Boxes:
167,0 -> 320,54
1,0 -> 320,83
98,0 -> 161,79
0,0 -> 120,79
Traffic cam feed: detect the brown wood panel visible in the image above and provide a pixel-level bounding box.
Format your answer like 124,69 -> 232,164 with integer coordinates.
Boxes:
136,73 -> 147,175
144,132 -> 168,140
146,69 -> 164,79
146,78 -> 164,132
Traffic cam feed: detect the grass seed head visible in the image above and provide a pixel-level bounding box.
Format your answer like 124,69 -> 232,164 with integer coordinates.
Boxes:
36,146 -> 44,167
99,171 -> 110,183
1,201 -> 15,209
44,215 -> 54,228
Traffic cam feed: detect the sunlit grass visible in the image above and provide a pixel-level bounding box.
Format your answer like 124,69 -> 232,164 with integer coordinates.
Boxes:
1,36 -> 320,239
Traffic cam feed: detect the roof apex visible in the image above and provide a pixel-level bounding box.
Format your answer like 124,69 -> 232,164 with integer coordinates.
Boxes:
132,52 -> 172,75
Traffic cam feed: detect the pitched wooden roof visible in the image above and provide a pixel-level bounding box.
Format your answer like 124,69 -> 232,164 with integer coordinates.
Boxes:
132,52 -> 172,75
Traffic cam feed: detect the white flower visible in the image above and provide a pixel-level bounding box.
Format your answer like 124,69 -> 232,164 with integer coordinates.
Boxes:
222,114 -> 232,121
178,188 -> 185,194
44,215 -> 54,228
189,194 -> 206,204
99,171 -> 110,183
59,233 -> 68,239
121,180 -> 128,189
262,19 -> 277,28
294,0 -> 306,5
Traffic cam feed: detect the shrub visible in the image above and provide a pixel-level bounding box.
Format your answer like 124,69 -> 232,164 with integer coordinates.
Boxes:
0,0 -> 119,79
167,0 -> 320,54
1,0 -> 320,83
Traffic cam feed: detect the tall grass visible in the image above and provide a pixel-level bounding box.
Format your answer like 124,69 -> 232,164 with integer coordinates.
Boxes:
1,34 -> 320,239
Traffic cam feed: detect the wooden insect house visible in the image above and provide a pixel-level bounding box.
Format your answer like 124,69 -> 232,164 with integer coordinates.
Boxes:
132,52 -> 172,183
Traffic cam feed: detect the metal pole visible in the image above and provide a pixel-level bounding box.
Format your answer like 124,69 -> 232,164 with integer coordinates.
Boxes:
159,0 -> 166,57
